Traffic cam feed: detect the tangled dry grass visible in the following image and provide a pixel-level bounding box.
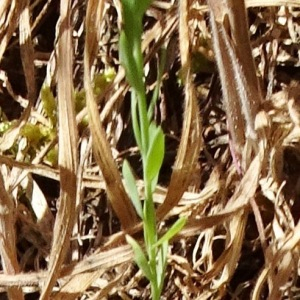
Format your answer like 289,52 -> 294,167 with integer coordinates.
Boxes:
0,0 -> 300,299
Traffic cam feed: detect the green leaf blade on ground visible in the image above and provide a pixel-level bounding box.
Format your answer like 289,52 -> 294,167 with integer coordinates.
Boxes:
145,123 -> 165,183
126,235 -> 154,282
152,216 -> 187,249
157,241 -> 168,294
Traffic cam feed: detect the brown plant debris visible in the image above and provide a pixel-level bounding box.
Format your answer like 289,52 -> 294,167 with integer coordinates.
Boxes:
0,0 -> 300,299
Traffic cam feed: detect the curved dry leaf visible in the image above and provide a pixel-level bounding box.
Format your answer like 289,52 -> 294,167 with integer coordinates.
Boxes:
0,172 -> 23,299
19,2 -> 36,103
158,0 -> 202,220
84,0 -> 137,230
253,221 -> 300,299
40,1 -> 78,298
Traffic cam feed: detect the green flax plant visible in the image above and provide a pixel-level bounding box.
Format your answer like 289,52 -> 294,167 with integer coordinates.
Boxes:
119,0 -> 186,299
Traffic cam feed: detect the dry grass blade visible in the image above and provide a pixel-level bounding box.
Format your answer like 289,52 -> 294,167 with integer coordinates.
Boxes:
0,167 -> 27,295
158,0 -> 201,219
0,1 -> 34,151
199,0 -> 300,12
210,154 -> 262,291
1,1 -> 38,158
0,173 -> 23,299
227,0 -> 262,118
253,220 -> 300,299
246,0 -> 300,6
1,0 -> 300,298
208,0 -> 263,165
19,0 -> 36,103
0,1 -> 21,61
53,270 -> 106,300
203,210 -> 247,290
87,273 -> 124,300
0,0 -> 10,25
84,0 -> 137,229
0,244 -> 133,288
40,1 -> 78,298
184,153 -> 262,233
208,1 -> 245,164
199,1 -> 268,294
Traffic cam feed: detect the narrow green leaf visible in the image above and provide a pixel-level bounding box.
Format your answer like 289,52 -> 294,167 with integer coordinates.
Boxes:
143,195 -> 157,252
122,0 -> 151,27
122,160 -> 143,218
157,241 -> 168,293
152,216 -> 187,249
121,0 -> 139,36
132,39 -> 144,86
145,123 -> 165,182
136,0 -> 152,18
126,235 -> 153,282
120,0 -> 145,95
151,174 -> 159,193
131,92 -> 142,151
119,32 -> 139,91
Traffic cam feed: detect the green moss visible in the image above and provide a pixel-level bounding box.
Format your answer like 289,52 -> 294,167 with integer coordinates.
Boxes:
0,121 -> 13,134
93,68 -> 116,96
45,146 -> 58,167
0,69 -> 115,166
20,123 -> 49,147
41,85 -> 57,126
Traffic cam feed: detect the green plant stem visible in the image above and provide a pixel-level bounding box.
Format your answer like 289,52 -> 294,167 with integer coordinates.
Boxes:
151,284 -> 160,300
144,180 -> 157,252
144,182 -> 159,298
136,89 -> 149,154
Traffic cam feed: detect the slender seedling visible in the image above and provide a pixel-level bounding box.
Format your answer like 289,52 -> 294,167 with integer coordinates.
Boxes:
119,1 -> 187,299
